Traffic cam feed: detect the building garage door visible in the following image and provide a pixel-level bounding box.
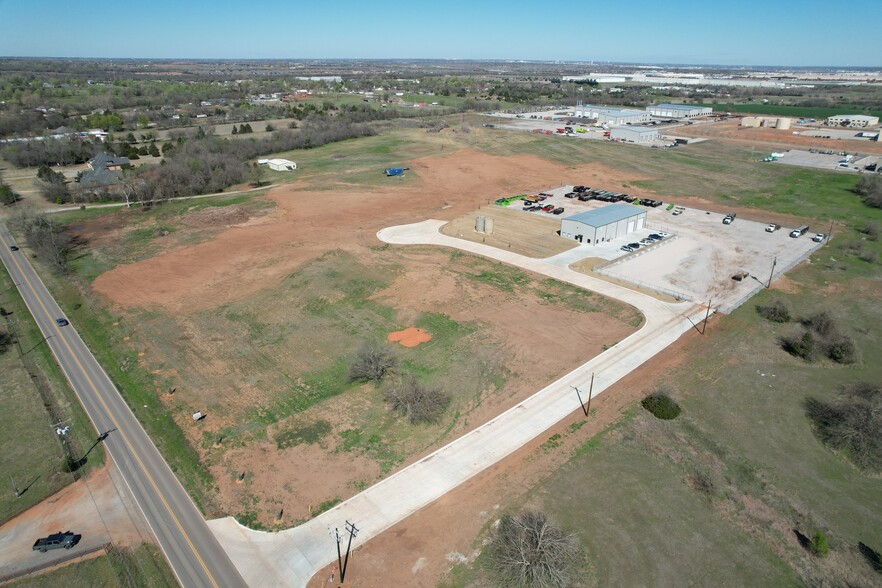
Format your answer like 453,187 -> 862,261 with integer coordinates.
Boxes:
637,216 -> 645,230
627,220 -> 636,233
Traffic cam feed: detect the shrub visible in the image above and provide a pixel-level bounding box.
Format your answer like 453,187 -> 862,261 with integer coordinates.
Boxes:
855,175 -> 882,208
780,330 -> 819,361
641,391 -> 681,420
810,531 -> 829,557
384,374 -> 449,424
802,310 -> 837,337
486,510 -> 582,588
805,382 -> 882,471
756,299 -> 791,323
860,221 -> 881,241
824,333 -> 858,364
347,341 -> 397,384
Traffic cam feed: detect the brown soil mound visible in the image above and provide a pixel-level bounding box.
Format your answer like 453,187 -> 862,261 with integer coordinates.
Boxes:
179,205 -> 249,228
387,327 -> 432,347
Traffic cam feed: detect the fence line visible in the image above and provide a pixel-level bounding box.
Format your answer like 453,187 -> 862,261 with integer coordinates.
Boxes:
716,241 -> 824,315
0,542 -> 112,583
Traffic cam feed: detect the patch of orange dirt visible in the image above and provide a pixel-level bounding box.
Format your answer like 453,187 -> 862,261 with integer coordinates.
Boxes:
387,327 -> 432,347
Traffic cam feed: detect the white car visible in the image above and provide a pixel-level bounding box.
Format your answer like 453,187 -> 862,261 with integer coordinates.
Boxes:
812,233 -> 826,243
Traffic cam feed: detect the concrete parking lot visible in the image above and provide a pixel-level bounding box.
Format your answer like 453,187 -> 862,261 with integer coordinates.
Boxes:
772,149 -> 862,172
509,186 -> 821,311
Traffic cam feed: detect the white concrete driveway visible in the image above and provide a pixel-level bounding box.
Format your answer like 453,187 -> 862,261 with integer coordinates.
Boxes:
208,220 -> 706,587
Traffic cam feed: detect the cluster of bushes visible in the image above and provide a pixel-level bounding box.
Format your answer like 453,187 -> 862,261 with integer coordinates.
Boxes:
0,174 -> 20,205
641,388 -> 681,420
780,310 -> 858,364
348,340 -> 450,425
756,299 -> 791,322
855,175 -> 882,209
806,382 -> 882,471
230,123 -> 253,135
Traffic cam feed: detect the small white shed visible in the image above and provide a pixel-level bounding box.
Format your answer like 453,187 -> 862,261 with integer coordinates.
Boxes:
266,158 -> 297,172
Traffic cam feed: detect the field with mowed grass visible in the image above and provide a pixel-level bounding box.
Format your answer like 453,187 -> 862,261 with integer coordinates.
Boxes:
0,264 -> 103,526
440,144 -> 882,587
5,544 -> 177,587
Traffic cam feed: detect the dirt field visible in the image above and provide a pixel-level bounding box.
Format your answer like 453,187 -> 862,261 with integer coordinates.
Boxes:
673,119 -> 882,155
82,148 -> 644,525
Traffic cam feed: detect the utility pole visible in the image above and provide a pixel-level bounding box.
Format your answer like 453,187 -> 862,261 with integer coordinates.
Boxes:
827,220 -> 834,242
10,475 -> 20,498
767,257 -> 777,289
586,372 -> 595,414
334,520 -> 359,584
702,299 -> 713,335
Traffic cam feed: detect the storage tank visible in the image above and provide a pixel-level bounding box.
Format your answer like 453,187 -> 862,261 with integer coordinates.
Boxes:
475,215 -> 485,233
777,118 -> 791,130
485,217 -> 495,235
741,117 -> 760,128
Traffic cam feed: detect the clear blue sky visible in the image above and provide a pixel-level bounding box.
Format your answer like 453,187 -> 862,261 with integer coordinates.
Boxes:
1,0 -> 879,67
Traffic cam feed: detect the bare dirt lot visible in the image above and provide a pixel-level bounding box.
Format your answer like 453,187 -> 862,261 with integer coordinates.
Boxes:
83,149 -> 644,526
672,119 -> 882,155
0,464 -> 150,582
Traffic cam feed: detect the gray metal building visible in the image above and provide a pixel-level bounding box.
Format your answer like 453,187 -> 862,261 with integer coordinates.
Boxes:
647,103 -> 713,118
611,126 -> 659,143
575,104 -> 651,125
560,204 -> 647,244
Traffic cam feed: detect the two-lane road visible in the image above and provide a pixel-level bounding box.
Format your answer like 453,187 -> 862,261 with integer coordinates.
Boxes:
0,224 -> 245,588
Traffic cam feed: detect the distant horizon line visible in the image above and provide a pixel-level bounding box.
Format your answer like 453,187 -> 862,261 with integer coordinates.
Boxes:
1,55 -> 880,70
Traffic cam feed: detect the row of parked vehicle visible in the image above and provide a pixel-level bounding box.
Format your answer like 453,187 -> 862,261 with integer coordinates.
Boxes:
620,232 -> 668,253
523,202 -> 565,215
561,185 -> 664,208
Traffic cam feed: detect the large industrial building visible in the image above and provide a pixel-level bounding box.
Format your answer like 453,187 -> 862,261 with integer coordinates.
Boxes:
559,204 -> 647,245
610,126 -> 659,143
826,114 -> 879,128
574,104 -> 651,125
647,104 -> 713,118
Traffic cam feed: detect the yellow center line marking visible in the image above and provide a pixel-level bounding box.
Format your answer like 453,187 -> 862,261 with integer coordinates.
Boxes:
2,236 -> 220,588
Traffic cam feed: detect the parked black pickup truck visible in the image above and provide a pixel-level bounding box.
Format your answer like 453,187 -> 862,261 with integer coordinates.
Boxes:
32,531 -> 81,552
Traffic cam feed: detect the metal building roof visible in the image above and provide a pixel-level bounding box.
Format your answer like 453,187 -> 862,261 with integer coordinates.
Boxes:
651,103 -> 707,111
612,126 -> 657,133
562,204 -> 645,227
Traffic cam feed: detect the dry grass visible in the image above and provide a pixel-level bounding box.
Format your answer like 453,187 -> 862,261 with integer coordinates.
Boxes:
441,205 -> 577,259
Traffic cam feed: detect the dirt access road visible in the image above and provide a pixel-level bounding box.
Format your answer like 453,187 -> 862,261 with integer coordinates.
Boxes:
208,220 -> 706,587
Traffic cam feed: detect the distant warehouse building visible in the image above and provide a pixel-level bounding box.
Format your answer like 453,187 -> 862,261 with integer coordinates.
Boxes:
611,126 -> 659,143
560,204 -> 647,245
826,114 -> 879,128
574,104 -> 651,125
647,104 -> 713,118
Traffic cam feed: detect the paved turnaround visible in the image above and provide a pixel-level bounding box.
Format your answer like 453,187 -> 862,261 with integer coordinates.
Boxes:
209,220 -> 709,587
0,224 -> 246,588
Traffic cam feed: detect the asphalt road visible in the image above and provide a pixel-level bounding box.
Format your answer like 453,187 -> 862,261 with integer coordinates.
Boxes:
0,224 -> 246,588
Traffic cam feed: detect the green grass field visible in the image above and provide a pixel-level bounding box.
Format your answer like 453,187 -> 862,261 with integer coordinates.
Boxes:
5,544 -> 177,587
0,264 -> 103,525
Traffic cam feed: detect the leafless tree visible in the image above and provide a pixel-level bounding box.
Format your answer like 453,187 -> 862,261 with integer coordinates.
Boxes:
348,341 -> 397,384
384,374 -> 449,424
486,510 -> 583,588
